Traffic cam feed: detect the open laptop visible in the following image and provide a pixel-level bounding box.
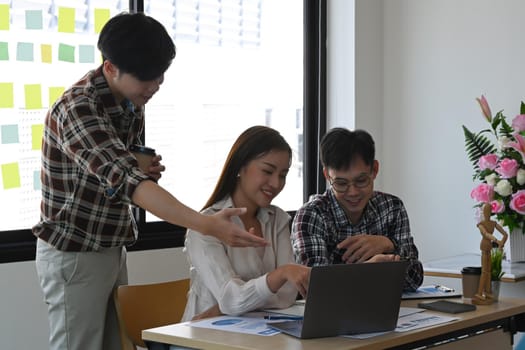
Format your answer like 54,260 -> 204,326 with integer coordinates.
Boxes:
268,260 -> 409,339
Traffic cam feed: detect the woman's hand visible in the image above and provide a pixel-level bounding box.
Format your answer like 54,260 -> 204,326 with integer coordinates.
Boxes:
191,304 -> 222,321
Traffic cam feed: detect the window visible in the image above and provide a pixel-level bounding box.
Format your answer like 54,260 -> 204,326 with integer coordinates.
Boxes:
0,0 -> 326,263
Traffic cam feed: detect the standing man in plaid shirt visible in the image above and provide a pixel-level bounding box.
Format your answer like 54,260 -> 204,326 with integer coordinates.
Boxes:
291,128 -> 423,291
33,12 -> 266,350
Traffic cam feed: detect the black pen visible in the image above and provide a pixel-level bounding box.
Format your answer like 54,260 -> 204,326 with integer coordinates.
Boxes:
264,315 -> 303,321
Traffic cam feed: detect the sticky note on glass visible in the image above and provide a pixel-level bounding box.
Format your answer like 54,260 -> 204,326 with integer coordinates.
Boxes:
1,124 -> 19,144
33,170 -> 41,191
79,45 -> 94,63
2,162 -> 21,190
94,8 -> 110,34
0,41 -> 8,60
41,44 -> 52,63
49,86 -> 65,107
17,42 -> 34,61
58,7 -> 75,33
32,124 -> 44,150
0,82 -> 14,108
0,4 -> 9,31
25,84 -> 43,110
26,9 -> 43,30
58,43 -> 75,63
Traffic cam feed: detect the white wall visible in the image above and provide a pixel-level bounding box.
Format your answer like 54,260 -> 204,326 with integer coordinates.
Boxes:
0,248 -> 189,349
346,0 -> 525,262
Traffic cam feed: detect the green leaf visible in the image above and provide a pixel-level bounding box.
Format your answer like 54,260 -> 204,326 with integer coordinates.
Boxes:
462,125 -> 497,179
521,101 -> 525,115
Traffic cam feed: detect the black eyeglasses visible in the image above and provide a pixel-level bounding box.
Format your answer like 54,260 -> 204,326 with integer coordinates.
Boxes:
328,173 -> 373,193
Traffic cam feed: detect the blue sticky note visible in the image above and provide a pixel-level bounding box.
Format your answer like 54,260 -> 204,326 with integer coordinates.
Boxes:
0,41 -> 7,60
26,10 -> 43,30
79,45 -> 94,63
1,124 -> 19,144
17,42 -> 34,61
33,170 -> 41,191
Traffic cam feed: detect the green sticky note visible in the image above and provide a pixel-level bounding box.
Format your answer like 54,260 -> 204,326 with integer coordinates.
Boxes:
26,9 -> 43,30
0,82 -> 14,108
0,4 -> 9,31
58,7 -> 75,33
48,86 -> 65,107
2,162 -> 21,190
41,44 -> 52,63
0,41 -> 8,60
58,43 -> 75,63
79,45 -> 94,63
17,42 -> 34,61
94,8 -> 110,34
33,170 -> 41,191
32,124 -> 44,150
1,124 -> 19,144
25,84 -> 42,110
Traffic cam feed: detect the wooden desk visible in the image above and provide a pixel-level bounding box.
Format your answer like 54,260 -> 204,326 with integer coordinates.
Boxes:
142,298 -> 525,350
423,253 -> 525,282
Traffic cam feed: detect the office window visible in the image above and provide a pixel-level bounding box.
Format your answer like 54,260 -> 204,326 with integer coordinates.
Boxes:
144,0 -> 304,217
0,0 -> 125,232
0,0 -> 318,262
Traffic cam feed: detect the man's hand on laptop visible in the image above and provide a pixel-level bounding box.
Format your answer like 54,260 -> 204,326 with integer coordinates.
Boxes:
367,254 -> 401,263
337,234 -> 395,263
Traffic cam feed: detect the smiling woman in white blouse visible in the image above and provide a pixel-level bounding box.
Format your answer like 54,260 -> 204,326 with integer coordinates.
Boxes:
181,126 -> 311,321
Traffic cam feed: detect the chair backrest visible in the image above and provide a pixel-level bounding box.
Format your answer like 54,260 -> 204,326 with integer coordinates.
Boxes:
114,278 -> 190,350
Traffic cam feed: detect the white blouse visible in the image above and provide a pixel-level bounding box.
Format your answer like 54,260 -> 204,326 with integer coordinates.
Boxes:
181,197 -> 298,321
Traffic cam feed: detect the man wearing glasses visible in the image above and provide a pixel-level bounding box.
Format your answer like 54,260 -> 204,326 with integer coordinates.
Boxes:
291,128 -> 423,291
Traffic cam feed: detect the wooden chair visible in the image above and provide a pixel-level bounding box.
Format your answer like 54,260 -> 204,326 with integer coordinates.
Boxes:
114,279 -> 190,350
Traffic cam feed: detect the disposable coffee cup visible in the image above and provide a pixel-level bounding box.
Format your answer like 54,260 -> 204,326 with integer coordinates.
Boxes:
130,144 -> 156,172
461,266 -> 481,298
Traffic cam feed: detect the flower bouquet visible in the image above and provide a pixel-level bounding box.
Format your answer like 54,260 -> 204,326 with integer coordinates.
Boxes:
463,95 -> 525,262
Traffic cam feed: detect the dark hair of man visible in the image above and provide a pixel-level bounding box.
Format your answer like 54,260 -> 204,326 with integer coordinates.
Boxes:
97,12 -> 176,81
203,126 -> 292,210
320,128 -> 375,170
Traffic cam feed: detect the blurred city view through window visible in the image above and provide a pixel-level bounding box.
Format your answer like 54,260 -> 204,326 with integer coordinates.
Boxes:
0,0 -> 303,231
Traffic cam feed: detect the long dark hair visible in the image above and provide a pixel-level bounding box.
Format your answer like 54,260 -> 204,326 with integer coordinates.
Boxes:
203,126 -> 292,210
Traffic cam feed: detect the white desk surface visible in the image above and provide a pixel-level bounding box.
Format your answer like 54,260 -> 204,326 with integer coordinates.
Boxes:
423,253 -> 525,282
142,298 -> 525,350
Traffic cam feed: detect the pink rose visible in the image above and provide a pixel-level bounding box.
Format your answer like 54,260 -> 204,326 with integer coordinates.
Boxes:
495,158 -> 519,178
510,190 -> 525,215
512,114 -> 525,132
478,154 -> 498,170
470,183 -> 494,203
491,200 -> 505,214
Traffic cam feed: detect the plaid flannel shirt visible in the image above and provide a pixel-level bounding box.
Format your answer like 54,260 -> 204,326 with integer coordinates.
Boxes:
291,189 -> 424,291
32,66 -> 151,251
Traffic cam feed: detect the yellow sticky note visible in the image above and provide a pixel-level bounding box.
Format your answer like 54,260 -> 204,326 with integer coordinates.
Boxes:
0,82 -> 14,108
94,8 -> 110,34
25,84 -> 42,110
48,86 -> 64,107
2,162 -> 21,190
58,7 -> 75,33
41,44 -> 52,63
32,124 -> 44,150
0,4 -> 9,31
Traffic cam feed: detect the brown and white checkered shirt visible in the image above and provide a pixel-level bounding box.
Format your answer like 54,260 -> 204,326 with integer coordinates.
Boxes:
32,65 -> 151,251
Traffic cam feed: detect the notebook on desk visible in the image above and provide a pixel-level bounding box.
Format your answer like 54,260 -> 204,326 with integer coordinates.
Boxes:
268,260 -> 409,339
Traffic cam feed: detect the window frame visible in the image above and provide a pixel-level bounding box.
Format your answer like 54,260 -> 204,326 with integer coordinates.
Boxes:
0,0 -> 327,264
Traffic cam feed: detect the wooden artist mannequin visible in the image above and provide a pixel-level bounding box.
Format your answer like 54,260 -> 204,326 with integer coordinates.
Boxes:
473,203 -> 508,305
